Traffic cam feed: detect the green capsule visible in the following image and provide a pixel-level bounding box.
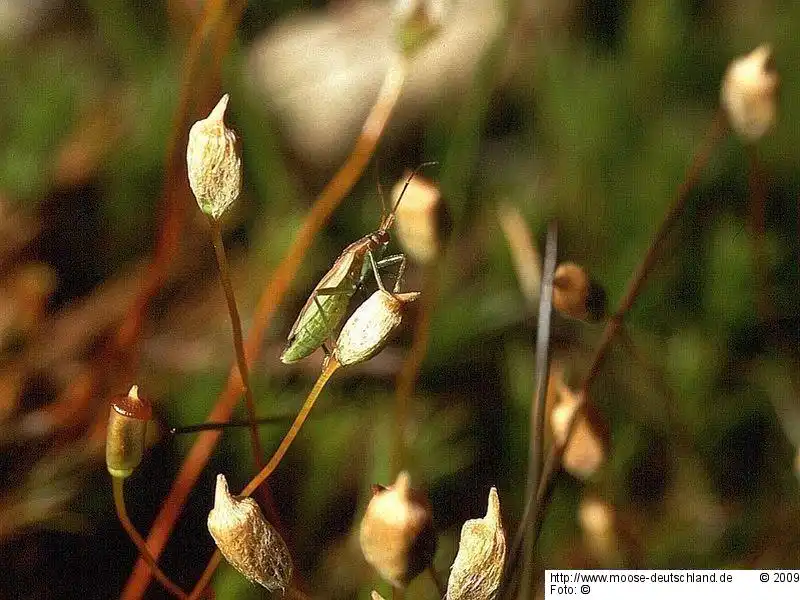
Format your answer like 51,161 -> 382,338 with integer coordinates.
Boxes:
106,386 -> 152,479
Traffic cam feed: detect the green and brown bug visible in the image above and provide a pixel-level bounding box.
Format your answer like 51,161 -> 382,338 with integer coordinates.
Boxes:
280,162 -> 436,364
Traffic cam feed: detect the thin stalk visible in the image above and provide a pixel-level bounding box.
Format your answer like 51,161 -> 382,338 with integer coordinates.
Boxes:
187,551 -> 221,600
188,357 -> 341,598
426,565 -> 445,597
170,415 -> 288,435
391,265 -> 438,474
393,589 -> 405,600
577,111 -> 726,399
243,356 -> 341,497
207,215 -> 265,468
112,477 -> 188,600
131,56 -> 407,599
520,222 -> 557,600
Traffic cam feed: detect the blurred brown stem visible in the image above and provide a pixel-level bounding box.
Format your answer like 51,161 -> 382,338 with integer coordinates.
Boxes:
207,216 -> 265,468
187,551 -> 221,600
747,144 -> 771,322
115,0 -> 226,354
391,265 -> 438,474
126,48 -> 407,600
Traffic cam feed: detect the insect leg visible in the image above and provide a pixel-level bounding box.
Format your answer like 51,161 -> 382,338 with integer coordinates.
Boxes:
367,250 -> 388,293
373,253 -> 406,293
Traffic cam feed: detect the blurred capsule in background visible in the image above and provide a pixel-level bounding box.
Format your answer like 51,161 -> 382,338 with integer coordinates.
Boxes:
552,262 -> 607,322
246,1 -> 502,169
721,44 -> 778,142
547,368 -> 608,480
359,471 -> 437,588
578,496 -> 621,567
392,170 -> 451,265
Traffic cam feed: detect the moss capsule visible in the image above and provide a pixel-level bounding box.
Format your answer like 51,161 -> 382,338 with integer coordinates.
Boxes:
106,385 -> 152,479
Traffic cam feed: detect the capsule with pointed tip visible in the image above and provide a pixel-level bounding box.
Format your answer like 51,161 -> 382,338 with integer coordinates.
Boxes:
334,289 -> 420,367
187,94 -> 242,220
721,44 -> 778,142
207,474 -> 292,593
446,488 -> 506,600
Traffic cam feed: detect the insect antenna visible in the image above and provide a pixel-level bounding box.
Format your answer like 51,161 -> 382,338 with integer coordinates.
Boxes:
379,160 -> 439,233
375,158 -> 388,221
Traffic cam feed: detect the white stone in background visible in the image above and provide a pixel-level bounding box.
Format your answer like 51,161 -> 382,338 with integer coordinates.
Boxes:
0,0 -> 52,43
246,0 -> 503,167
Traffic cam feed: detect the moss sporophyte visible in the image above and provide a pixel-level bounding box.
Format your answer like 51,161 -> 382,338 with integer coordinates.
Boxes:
280,162 -> 436,364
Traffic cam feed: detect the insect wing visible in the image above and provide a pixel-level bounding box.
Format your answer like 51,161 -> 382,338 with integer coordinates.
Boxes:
286,247 -> 358,340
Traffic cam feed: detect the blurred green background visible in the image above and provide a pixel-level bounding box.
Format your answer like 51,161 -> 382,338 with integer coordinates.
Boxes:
1,0 -> 799,598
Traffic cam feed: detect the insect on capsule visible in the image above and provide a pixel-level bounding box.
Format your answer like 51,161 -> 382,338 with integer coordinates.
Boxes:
280,161 -> 436,364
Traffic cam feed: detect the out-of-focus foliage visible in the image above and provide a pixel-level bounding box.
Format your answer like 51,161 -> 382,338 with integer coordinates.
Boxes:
1,1 -> 800,599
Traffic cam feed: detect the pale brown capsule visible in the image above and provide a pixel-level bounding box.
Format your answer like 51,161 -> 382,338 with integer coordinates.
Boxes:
392,170 -> 450,265
187,94 -> 242,220
549,375 -> 608,480
359,471 -> 437,588
446,487 -> 506,600
392,0 -> 446,57
207,474 -> 292,593
552,262 -> 606,322
579,496 -> 620,566
334,290 -> 420,367
106,385 -> 152,479
721,44 -> 778,142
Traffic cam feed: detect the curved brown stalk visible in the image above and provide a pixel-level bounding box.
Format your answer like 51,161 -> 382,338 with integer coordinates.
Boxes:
188,358 -> 341,598
125,54 -> 406,600
391,265 -> 438,474
112,477 -> 188,600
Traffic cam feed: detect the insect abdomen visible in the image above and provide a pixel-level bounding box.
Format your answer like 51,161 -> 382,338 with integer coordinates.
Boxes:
280,291 -> 351,363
